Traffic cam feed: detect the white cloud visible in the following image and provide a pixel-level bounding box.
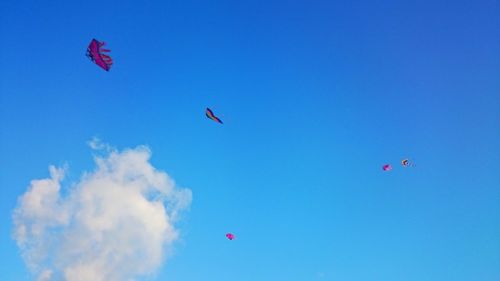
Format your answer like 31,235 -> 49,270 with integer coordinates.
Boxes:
87,137 -> 112,151
37,270 -> 53,281
13,141 -> 192,281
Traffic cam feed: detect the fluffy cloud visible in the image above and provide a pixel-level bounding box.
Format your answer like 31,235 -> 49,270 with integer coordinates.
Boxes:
13,141 -> 192,281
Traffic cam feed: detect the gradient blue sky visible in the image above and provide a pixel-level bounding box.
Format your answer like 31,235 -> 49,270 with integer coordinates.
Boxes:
1,0 -> 499,280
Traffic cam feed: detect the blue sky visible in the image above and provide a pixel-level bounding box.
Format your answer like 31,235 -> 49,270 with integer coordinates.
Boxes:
1,0 -> 499,280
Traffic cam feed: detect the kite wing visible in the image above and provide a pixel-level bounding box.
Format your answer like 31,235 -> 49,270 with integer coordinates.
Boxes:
206,108 -> 223,124
86,39 -> 113,71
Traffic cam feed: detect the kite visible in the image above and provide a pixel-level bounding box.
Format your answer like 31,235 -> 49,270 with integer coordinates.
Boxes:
402,158 -> 415,167
226,233 -> 235,240
206,108 -> 223,124
86,39 -> 113,71
382,164 -> 392,171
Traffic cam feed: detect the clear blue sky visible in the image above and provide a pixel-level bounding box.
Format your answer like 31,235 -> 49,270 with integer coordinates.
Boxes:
1,0 -> 499,280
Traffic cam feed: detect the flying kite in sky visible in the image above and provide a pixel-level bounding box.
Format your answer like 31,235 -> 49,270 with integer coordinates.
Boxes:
226,233 -> 235,240
382,164 -> 392,171
402,158 -> 414,167
86,39 -> 113,71
206,108 -> 223,124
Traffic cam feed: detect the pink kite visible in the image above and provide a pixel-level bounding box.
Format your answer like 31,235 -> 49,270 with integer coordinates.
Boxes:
226,233 -> 235,240
382,164 -> 392,171
86,39 -> 113,71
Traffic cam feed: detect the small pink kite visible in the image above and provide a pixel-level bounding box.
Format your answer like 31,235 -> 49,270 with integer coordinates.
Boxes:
382,164 -> 392,171
86,39 -> 113,71
226,233 -> 235,240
